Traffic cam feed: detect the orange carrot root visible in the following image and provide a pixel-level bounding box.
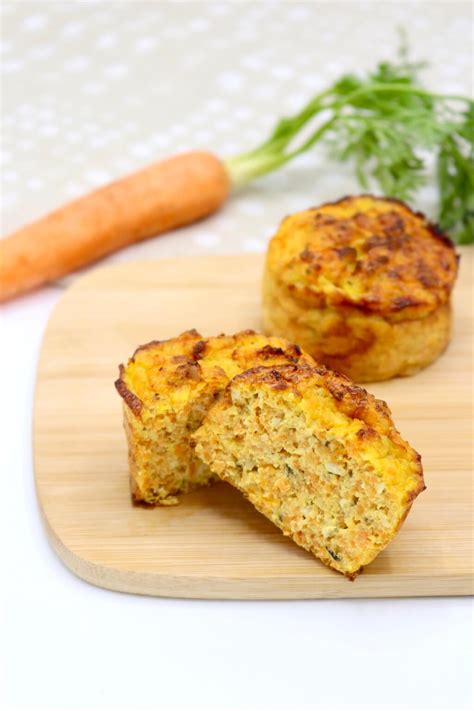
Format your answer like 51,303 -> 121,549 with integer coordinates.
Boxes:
0,151 -> 230,302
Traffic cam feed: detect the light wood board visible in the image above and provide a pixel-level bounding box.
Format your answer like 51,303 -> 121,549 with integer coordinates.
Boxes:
35,252 -> 473,599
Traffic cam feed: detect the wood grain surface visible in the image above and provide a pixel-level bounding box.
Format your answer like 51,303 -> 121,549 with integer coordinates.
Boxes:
34,252 -> 473,599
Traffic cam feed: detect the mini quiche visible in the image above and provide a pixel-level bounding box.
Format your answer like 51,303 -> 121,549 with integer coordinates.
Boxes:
262,195 -> 458,382
193,363 -> 425,578
115,329 -> 314,505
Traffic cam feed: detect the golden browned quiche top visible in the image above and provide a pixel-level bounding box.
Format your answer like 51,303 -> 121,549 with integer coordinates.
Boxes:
266,195 -> 458,318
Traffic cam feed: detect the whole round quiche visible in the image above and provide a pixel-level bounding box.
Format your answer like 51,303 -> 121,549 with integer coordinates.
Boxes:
262,195 -> 459,382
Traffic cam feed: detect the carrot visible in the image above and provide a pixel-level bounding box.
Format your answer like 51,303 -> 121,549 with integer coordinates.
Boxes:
0,151 -> 229,302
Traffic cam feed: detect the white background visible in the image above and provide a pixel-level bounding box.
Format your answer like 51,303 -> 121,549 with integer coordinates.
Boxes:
1,2 -> 472,710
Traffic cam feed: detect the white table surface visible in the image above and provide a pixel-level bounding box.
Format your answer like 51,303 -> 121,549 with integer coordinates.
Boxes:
1,2 -> 472,710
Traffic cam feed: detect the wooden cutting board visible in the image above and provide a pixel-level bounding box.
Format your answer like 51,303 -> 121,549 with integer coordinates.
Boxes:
34,252 -> 473,599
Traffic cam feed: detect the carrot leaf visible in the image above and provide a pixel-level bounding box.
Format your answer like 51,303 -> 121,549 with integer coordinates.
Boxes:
225,43 -> 473,243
